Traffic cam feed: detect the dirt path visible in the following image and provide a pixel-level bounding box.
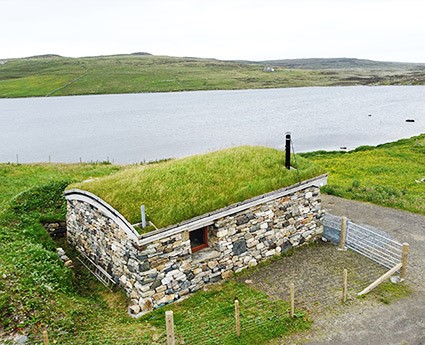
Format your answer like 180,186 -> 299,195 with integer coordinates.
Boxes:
240,195 -> 425,345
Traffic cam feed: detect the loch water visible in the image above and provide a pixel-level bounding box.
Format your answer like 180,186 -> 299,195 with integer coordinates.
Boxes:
1,86 -> 424,163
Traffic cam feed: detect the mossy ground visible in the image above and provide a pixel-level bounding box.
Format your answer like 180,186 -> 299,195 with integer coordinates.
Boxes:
301,134 -> 425,216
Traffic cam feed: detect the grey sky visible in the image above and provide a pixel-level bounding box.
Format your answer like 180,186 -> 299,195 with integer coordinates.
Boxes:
1,0 -> 424,62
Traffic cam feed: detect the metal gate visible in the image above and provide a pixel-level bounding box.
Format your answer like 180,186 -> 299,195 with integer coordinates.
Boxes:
323,213 -> 403,269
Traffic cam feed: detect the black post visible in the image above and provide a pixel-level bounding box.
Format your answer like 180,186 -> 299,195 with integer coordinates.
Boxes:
285,133 -> 291,169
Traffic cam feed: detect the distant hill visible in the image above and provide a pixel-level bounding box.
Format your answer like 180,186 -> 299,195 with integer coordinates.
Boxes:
1,54 -> 424,98
258,58 -> 425,70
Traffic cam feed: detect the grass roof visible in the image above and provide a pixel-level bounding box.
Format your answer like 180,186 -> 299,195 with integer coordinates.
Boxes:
68,146 -> 324,230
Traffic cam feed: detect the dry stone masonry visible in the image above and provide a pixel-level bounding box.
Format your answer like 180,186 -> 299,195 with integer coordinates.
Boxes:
65,175 -> 327,317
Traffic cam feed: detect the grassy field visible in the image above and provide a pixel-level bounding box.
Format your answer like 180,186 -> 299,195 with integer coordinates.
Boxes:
1,54 -> 425,98
301,134 -> 425,215
69,146 -> 324,229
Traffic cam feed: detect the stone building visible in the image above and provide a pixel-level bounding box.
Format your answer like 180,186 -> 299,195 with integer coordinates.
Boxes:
65,172 -> 327,317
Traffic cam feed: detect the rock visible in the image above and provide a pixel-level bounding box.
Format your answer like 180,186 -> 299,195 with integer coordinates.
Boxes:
56,247 -> 66,256
232,239 -> 247,255
14,335 -> 29,344
129,304 -> 140,314
221,270 -> 233,279
64,260 -> 73,268
119,275 -> 127,285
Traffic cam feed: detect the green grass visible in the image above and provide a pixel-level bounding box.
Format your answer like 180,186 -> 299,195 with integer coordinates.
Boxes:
0,163 -> 122,209
2,54 -> 424,98
143,280 -> 310,345
69,146 -> 324,228
371,281 -> 412,305
301,134 -> 425,215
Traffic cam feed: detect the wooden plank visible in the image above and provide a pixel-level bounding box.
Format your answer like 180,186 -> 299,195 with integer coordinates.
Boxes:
400,243 -> 410,279
235,299 -> 241,337
43,330 -> 49,345
342,269 -> 348,303
290,283 -> 295,318
165,310 -> 175,345
338,217 -> 347,251
357,263 -> 402,296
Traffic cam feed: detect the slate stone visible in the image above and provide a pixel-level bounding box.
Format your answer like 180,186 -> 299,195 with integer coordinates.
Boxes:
180,281 -> 190,289
139,261 -> 150,272
164,266 -> 174,274
151,279 -> 162,290
210,275 -> 221,283
281,241 -> 293,253
236,213 -> 254,226
250,224 -> 260,232
232,239 -> 247,255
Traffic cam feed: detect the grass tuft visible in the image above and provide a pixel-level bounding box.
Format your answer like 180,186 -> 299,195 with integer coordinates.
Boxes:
301,134 -> 425,215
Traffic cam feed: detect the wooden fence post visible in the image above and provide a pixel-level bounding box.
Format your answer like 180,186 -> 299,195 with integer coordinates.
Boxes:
338,217 -> 347,251
400,243 -> 410,279
235,299 -> 241,337
165,310 -> 175,345
342,269 -> 348,303
42,329 -> 49,345
289,283 -> 295,318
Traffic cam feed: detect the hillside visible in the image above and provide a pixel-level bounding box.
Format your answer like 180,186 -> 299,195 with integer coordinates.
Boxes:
258,57 -> 425,70
1,54 -> 425,98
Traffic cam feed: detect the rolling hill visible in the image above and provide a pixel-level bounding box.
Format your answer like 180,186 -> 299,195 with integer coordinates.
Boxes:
1,54 -> 424,98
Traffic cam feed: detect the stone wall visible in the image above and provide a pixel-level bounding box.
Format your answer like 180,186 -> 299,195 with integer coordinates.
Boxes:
66,185 -> 324,317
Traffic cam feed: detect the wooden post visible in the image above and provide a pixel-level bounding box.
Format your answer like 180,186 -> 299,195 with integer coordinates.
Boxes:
165,310 -> 175,345
235,299 -> 241,337
338,216 -> 347,251
42,329 -> 49,345
289,283 -> 295,318
342,269 -> 348,303
400,243 -> 410,280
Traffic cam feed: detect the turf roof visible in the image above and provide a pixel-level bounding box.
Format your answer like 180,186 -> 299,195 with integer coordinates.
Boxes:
68,146 -> 324,231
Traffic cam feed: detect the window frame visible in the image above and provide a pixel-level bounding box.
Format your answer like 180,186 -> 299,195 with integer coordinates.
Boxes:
190,227 -> 209,253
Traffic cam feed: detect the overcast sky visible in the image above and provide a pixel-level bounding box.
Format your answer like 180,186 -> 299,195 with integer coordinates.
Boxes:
1,0 -> 424,62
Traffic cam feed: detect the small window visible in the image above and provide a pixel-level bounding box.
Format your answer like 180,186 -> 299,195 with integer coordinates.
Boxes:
190,227 -> 209,252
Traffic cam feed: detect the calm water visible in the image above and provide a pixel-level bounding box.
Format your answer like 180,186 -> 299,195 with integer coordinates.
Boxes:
1,86 -> 424,163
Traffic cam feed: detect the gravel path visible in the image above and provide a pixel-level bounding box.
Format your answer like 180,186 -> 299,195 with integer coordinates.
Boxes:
241,195 -> 425,345
307,195 -> 425,345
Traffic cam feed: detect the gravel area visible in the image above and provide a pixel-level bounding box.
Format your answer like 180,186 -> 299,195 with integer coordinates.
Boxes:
240,195 -> 425,345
